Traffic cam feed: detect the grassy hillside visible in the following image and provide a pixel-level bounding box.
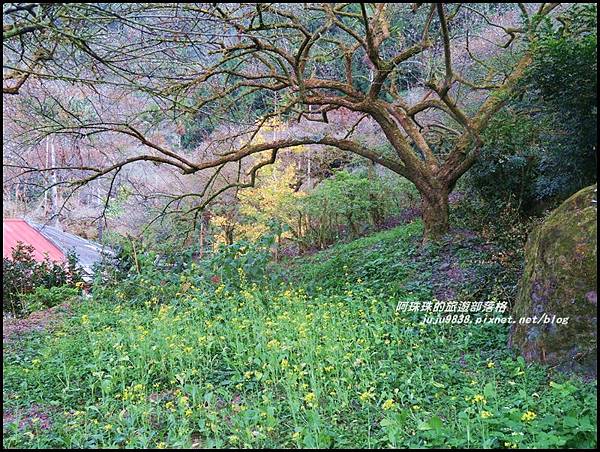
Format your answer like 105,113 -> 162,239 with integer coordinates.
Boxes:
3,222 -> 597,448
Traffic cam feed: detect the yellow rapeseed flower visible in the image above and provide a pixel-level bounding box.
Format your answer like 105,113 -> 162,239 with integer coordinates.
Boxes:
521,410 -> 537,422
359,389 -> 375,403
304,392 -> 316,404
382,399 -> 395,411
472,394 -> 487,404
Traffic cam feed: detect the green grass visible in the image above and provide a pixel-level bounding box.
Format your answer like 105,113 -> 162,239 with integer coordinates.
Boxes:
3,222 -> 597,448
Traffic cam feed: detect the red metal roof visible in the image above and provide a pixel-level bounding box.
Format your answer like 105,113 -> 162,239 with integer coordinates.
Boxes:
3,219 -> 66,263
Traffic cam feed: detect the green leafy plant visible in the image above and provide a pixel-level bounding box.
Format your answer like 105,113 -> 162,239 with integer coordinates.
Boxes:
3,242 -> 83,317
21,285 -> 81,315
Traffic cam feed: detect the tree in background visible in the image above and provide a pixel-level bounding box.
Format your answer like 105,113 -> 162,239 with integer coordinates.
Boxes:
526,3 -> 597,201
3,3 -> 571,240
465,3 -> 597,216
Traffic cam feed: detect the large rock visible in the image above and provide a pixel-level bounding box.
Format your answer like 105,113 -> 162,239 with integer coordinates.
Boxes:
509,184 -> 597,377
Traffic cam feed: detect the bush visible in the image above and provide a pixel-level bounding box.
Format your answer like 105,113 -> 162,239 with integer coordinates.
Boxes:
91,237 -> 183,307
465,3 -> 597,215
90,228 -> 283,309
2,242 -> 83,317
206,235 -> 280,289
527,20 -> 597,202
207,166 -> 416,256
466,111 -> 543,214
21,285 -> 81,316
299,169 -> 414,250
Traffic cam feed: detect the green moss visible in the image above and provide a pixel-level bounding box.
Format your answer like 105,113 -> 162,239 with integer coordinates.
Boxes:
510,184 -> 597,376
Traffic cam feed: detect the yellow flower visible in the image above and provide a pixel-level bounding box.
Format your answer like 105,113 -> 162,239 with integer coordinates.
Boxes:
411,405 -> 421,411
521,410 -> 537,422
280,358 -> 289,369
487,361 -> 495,368
156,442 -> 166,449
165,401 -> 175,411
471,394 -> 487,404
304,392 -> 317,404
185,409 -> 193,417
104,424 -> 113,431
382,399 -> 395,411
81,315 -> 90,324
266,339 -> 280,349
359,389 -> 375,403
292,431 -> 301,441
481,410 -> 492,419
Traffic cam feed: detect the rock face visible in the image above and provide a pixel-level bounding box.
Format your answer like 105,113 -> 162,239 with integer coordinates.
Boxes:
509,184 -> 597,377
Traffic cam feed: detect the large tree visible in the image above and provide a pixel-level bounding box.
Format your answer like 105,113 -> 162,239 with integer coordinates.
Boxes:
3,3 -> 565,239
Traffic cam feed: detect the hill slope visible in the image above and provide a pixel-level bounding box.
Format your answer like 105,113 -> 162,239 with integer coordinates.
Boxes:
3,222 -> 597,448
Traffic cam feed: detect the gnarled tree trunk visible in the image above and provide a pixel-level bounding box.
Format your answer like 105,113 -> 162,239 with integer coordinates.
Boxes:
421,188 -> 450,241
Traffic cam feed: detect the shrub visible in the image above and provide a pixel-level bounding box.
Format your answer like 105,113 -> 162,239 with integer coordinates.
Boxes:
465,3 -> 597,215
91,237 -> 183,307
205,235 -> 280,289
2,242 -> 83,317
90,228 -> 283,308
207,166 -> 416,256
465,111 -> 543,214
299,170 -> 414,250
20,285 -> 81,316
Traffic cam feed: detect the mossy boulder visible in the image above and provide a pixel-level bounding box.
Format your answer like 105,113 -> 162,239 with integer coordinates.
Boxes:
509,184 -> 597,377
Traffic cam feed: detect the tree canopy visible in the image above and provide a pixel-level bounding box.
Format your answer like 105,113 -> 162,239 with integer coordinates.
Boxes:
2,3 -> 577,239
